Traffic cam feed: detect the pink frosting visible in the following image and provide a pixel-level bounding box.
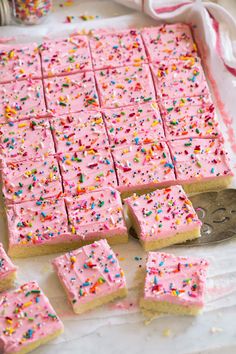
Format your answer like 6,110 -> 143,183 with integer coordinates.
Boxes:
41,35 -> 92,77
169,138 -> 234,183
89,29 -> 147,70
0,243 -> 17,280
151,57 -> 210,100
124,185 -> 201,241
112,142 -> 176,193
65,188 -> 127,240
2,157 -> 63,204
0,79 -> 46,123
44,72 -> 99,115
95,64 -> 155,108
51,111 -> 109,153
141,23 -> 197,62
6,198 -> 71,249
58,149 -> 117,196
0,281 -> 63,354
0,119 -> 55,162
103,102 -> 165,146
144,252 -> 209,307
0,43 -> 41,83
53,239 -> 126,308
160,96 -> 221,140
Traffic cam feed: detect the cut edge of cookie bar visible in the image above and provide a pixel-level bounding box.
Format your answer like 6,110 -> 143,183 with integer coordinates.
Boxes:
0,271 -> 17,292
139,298 -> 202,316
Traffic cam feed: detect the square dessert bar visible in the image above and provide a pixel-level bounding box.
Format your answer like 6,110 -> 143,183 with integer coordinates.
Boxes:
169,138 -> 234,193
0,281 -> 64,354
0,119 -> 55,163
124,185 -> 201,251
1,157 -> 63,204
112,142 -> 176,197
89,29 -> 147,70
103,102 -> 165,146
40,35 -> 92,77
6,198 -> 73,257
44,72 -> 99,115
58,149 -> 117,196
140,252 -> 209,316
0,79 -> 47,123
65,188 -> 128,245
0,43 -> 41,83
53,239 -> 127,314
151,57 -> 209,100
160,96 -> 220,140
0,243 -> 17,291
51,111 -> 109,153
142,23 -> 197,62
95,64 -> 155,108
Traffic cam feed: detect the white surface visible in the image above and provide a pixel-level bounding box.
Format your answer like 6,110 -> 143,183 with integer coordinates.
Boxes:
0,1 -> 236,354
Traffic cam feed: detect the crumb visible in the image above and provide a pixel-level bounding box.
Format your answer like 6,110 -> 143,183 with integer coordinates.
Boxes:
210,327 -> 223,334
162,328 -> 171,337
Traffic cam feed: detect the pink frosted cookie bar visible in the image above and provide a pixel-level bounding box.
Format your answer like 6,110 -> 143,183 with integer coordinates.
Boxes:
0,243 -> 17,291
58,149 -> 117,196
0,281 -> 64,354
2,157 -> 62,204
65,188 -> 128,245
0,79 -> 46,123
0,43 -> 41,83
53,239 -> 127,314
90,29 -> 147,70
44,72 -> 99,115
40,35 -> 92,77
169,138 -> 233,193
6,198 -> 73,257
95,64 -> 155,108
112,142 -> 176,196
103,102 -> 165,146
124,185 -> 201,251
140,252 -> 209,316
151,57 -> 209,100
142,23 -> 197,61
0,119 -> 55,162
51,111 -> 109,153
160,97 -> 220,139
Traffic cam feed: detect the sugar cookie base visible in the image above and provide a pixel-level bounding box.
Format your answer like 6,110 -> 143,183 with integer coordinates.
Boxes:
0,271 -> 16,292
140,298 -> 202,316
127,208 -> 200,251
72,287 -> 128,314
182,176 -> 233,194
8,233 -> 128,258
7,327 -> 64,354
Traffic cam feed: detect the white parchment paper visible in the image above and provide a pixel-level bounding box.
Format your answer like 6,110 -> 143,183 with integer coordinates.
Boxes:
0,1 -> 236,353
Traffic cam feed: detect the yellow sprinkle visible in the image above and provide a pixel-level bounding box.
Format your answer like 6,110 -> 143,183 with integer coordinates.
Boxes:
65,160 -> 72,165
151,120 -> 159,127
116,84 -> 125,89
18,123 -> 27,128
155,214 -> 159,221
70,256 -> 76,263
23,301 -> 32,308
71,226 -> 76,234
9,50 -> 15,59
175,219 -> 181,225
95,118 -> 103,124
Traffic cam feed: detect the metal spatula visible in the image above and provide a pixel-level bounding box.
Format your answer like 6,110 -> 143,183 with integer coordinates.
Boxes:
129,189 -> 236,246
